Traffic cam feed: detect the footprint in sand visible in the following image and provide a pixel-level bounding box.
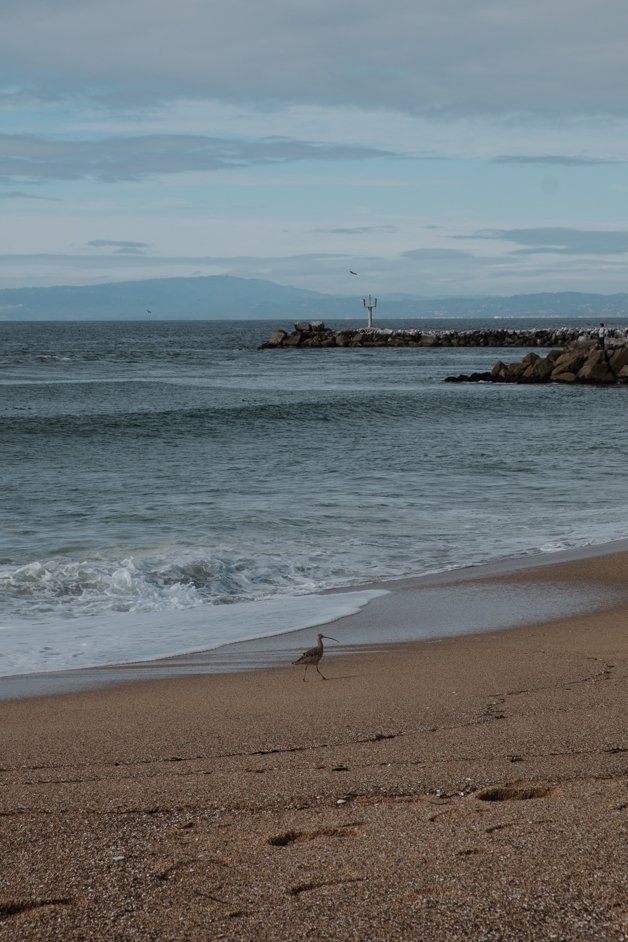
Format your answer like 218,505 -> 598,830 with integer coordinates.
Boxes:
475,783 -> 560,802
267,823 -> 361,847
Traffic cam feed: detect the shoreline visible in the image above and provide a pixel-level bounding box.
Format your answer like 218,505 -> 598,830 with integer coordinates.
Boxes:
0,544 -> 626,939
3,537 -> 628,701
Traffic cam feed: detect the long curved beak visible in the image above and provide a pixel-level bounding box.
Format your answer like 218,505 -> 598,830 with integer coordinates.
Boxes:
322,636 -> 339,643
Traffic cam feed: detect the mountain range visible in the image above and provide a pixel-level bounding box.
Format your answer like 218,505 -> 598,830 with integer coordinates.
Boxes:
1,275 -> 628,321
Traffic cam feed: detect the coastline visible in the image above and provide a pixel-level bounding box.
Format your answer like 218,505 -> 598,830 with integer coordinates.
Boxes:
0,542 -> 626,939
3,538 -> 628,701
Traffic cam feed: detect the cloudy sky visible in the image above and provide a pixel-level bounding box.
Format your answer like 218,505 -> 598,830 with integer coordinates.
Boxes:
2,0 -> 628,297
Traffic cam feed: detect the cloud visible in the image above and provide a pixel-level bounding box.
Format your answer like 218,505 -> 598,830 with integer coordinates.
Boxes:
0,189 -> 61,200
472,227 -> 628,255
2,1 -> 628,117
0,132 -> 395,183
0,251 -> 352,270
317,225 -> 396,235
86,239 -> 150,255
493,155 -> 623,166
402,247 -> 476,261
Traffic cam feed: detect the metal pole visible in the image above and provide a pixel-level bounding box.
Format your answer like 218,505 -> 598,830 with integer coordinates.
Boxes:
362,295 -> 377,328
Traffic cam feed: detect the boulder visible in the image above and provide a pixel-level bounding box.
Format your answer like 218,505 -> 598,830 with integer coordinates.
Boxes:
551,349 -> 588,374
504,361 -> 527,380
447,340 -> 628,385
445,371 -> 492,382
490,360 -> 509,380
546,349 -> 563,362
523,357 -> 554,381
609,347 -> 628,373
469,371 -> 492,381
577,352 -> 617,383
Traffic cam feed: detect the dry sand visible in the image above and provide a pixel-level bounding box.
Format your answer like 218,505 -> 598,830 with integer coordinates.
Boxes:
0,549 -> 626,941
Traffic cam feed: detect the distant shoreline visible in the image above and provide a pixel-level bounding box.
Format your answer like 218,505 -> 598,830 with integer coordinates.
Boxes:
2,274 -> 628,320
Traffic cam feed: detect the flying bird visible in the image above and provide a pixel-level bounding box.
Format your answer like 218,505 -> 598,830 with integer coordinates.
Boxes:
293,634 -> 339,681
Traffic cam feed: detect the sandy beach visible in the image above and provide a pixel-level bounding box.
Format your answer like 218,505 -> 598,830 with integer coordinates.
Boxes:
0,548 -> 626,941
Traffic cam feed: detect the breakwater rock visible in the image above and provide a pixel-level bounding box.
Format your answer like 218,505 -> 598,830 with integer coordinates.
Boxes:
259,321 -> 627,349
446,339 -> 628,385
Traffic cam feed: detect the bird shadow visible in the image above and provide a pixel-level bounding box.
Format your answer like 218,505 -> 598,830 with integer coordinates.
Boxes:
317,673 -> 360,682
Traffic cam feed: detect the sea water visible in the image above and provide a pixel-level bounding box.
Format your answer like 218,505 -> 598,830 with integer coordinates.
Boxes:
1,317 -> 627,680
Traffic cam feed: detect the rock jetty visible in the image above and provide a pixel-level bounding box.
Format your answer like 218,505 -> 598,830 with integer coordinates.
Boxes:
445,338 -> 628,385
259,321 -> 626,349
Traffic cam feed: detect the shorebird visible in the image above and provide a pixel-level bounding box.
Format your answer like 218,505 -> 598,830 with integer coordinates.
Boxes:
293,634 -> 339,681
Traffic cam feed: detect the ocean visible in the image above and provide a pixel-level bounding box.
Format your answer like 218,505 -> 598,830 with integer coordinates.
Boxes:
1,317 -> 627,684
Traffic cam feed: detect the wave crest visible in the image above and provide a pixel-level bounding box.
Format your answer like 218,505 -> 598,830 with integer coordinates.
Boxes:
0,550 -> 329,620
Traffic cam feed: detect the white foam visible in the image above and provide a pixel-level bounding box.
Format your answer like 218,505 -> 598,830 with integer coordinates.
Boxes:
0,588 -> 387,677
538,541 -> 570,554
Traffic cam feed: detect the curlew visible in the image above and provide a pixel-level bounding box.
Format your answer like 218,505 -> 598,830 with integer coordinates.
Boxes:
293,633 -> 339,681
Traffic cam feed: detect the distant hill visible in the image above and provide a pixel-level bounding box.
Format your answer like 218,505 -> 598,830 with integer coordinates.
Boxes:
1,275 -> 628,321
0,276 -> 341,321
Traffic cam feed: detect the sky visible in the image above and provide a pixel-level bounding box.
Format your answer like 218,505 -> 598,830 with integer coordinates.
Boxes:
2,0 -> 628,298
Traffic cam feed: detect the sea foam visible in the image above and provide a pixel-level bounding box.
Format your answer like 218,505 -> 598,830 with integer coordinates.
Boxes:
0,588 -> 386,677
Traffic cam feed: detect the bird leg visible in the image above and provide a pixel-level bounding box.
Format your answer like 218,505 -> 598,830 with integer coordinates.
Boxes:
302,666 -> 308,681
316,666 -> 327,680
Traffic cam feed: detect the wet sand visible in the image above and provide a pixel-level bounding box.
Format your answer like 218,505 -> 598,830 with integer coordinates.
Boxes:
0,548 -> 626,940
